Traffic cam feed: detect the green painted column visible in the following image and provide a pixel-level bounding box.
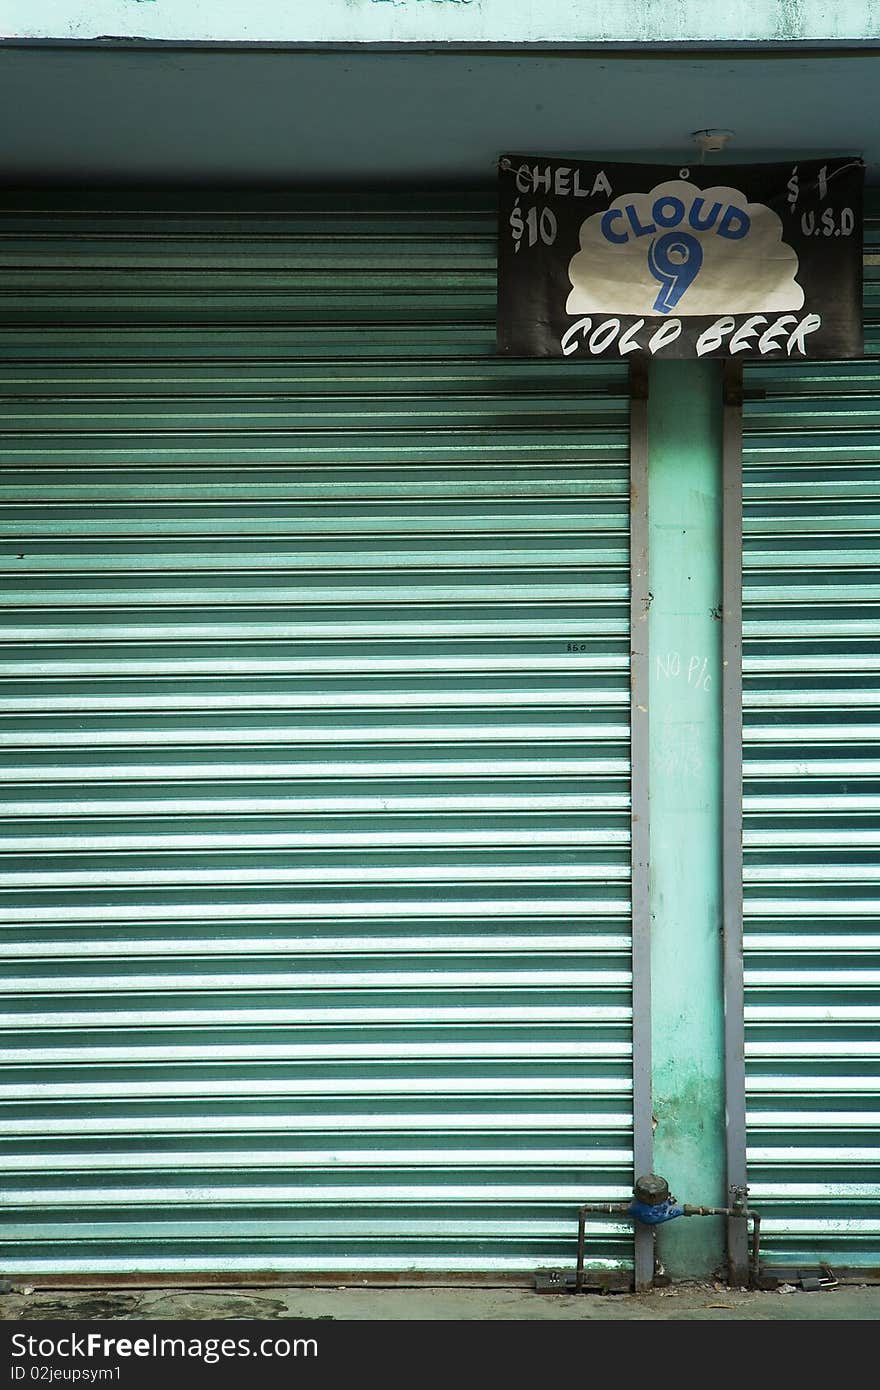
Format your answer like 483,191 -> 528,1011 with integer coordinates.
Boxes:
648,361 -> 725,1279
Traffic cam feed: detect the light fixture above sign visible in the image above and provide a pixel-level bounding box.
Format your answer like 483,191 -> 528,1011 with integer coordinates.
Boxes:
692,130 -> 735,154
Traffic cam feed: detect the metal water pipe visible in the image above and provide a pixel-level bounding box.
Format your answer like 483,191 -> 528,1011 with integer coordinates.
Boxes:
575,1174 -> 761,1291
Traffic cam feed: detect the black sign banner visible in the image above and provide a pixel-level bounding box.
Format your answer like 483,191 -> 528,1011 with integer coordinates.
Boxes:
497,157 -> 864,359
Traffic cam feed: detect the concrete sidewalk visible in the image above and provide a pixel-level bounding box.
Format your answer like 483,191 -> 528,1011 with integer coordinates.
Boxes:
1,1282 -> 878,1321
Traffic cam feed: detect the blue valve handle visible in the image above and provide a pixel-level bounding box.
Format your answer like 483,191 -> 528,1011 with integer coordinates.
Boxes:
628,1198 -> 686,1226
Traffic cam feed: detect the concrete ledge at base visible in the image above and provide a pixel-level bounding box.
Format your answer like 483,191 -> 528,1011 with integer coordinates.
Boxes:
1,1282 -> 879,1320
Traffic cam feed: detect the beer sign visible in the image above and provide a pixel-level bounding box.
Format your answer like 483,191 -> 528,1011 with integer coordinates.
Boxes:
497,157 -> 863,359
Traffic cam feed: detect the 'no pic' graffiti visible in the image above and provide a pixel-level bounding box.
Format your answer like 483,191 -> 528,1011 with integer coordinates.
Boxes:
656,651 -> 712,691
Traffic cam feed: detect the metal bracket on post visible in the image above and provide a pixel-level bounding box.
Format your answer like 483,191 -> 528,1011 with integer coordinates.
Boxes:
630,354 -> 649,402
723,360 -> 744,408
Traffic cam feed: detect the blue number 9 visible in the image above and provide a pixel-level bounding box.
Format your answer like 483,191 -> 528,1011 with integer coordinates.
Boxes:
648,232 -> 704,314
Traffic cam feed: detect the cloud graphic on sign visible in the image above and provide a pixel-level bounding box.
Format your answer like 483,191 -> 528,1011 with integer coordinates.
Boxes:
567,180 -> 804,316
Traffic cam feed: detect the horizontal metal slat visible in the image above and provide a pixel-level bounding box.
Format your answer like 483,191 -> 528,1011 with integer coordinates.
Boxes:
0,361 -> 624,396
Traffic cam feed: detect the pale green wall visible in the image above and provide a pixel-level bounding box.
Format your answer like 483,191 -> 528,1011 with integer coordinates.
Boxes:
5,0 -> 880,44
647,362 -> 726,1279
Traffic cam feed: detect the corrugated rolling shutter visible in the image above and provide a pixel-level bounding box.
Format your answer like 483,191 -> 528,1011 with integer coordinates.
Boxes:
741,209 -> 880,1272
0,193 -> 633,1277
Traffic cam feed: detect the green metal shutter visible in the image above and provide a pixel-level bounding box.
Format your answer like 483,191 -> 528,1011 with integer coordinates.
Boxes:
0,193 -> 633,1277
741,211 -> 880,1272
